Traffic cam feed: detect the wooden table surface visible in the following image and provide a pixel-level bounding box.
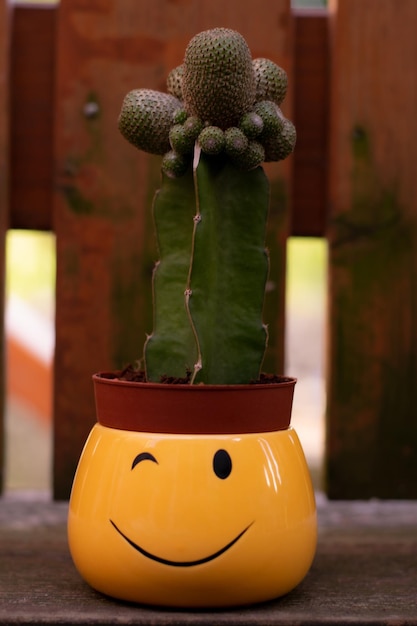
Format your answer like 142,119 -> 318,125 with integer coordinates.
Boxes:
1,493 -> 416,625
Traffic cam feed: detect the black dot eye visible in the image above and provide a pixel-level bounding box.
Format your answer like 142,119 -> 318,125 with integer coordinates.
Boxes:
213,449 -> 232,479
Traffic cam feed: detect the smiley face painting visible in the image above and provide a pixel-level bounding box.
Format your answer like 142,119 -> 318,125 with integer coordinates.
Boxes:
68,424 -> 317,608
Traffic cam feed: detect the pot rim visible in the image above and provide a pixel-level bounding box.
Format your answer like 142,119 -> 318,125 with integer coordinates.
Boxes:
93,372 -> 297,391
92,372 -> 297,434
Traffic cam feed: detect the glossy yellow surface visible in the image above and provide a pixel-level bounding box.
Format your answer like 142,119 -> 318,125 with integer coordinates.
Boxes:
68,425 -> 317,608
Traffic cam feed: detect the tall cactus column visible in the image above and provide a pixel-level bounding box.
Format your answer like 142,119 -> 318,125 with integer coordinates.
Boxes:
144,170 -> 197,382
187,147 -> 269,384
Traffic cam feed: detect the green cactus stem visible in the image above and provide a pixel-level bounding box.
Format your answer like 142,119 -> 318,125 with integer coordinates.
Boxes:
144,147 -> 269,384
186,147 -> 269,384
144,168 -> 197,382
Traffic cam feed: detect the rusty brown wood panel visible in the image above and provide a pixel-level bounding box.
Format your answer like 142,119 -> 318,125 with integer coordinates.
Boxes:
9,5 -> 55,230
0,0 -> 10,494
326,0 -> 417,498
8,6 -> 328,237
292,8 -> 329,237
53,0 -> 293,499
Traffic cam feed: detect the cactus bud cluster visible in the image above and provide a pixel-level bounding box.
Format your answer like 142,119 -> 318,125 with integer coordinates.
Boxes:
118,28 -> 296,176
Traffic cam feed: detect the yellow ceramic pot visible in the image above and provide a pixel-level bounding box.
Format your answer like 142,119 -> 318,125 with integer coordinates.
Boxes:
68,375 -> 317,608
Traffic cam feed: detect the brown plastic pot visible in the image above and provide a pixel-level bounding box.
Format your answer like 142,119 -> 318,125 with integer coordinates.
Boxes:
92,372 -> 297,434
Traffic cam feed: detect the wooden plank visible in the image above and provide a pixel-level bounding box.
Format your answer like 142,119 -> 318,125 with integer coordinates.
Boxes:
326,0 -> 417,498
2,497 -> 417,623
292,8 -> 329,237
0,0 -> 10,493
7,6 -> 328,236
53,0 -> 293,499
9,4 -> 55,230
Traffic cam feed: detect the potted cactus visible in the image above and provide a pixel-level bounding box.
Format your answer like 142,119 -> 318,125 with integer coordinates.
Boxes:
68,28 -> 317,608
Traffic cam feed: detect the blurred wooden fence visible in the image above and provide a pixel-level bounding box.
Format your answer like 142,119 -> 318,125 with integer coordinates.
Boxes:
0,0 -> 416,499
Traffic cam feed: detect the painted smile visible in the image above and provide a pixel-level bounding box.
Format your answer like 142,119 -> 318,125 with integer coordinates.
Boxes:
110,520 -> 253,567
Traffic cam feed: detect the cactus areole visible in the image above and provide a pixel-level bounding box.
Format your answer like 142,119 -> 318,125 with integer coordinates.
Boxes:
118,28 -> 296,386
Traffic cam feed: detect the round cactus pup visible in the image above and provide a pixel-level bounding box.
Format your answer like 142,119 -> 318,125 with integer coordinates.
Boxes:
240,111 -> 264,139
225,127 -> 249,159
182,28 -> 256,128
169,124 -> 195,155
254,100 -> 284,138
161,150 -> 190,178
253,58 -> 288,105
198,126 -> 225,155
183,116 -> 204,141
167,65 -> 184,100
118,89 -> 182,155
263,118 -> 297,162
232,140 -> 265,170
